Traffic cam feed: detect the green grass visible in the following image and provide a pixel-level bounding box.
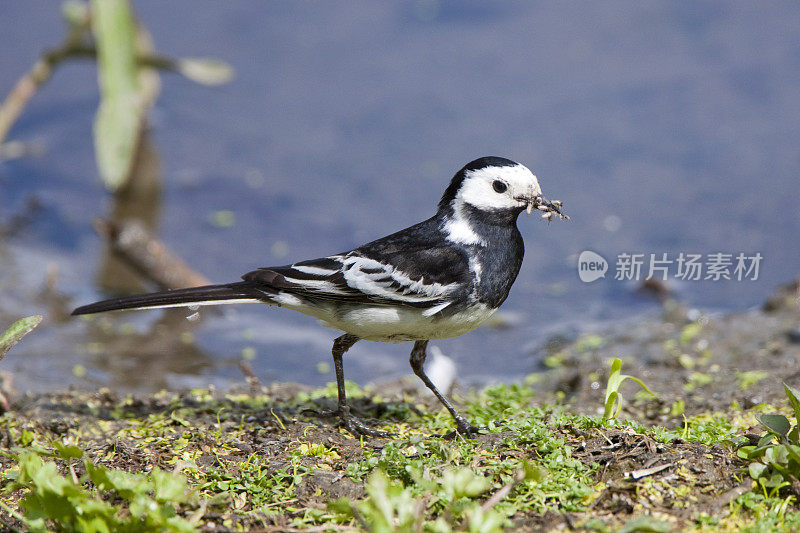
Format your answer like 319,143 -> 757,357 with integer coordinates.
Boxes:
0,381 -> 799,531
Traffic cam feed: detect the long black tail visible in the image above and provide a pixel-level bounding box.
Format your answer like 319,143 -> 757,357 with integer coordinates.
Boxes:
71,282 -> 266,316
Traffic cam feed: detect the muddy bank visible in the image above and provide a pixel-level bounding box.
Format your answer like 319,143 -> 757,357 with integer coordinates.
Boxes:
527,278 -> 800,420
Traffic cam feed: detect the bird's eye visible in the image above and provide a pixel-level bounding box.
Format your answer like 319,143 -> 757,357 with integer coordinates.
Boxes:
492,180 -> 507,193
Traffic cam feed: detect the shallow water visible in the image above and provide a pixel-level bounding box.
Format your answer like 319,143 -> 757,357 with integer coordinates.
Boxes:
1,2 -> 799,393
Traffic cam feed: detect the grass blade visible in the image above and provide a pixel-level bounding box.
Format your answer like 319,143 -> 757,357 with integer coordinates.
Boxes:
0,315 -> 43,361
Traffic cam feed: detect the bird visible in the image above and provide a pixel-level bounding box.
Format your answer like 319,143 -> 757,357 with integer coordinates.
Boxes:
72,156 -> 567,437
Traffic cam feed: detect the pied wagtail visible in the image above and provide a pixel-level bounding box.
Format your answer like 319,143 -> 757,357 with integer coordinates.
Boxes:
72,156 -> 567,437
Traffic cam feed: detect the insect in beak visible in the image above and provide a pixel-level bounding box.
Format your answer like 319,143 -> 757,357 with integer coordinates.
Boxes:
520,195 -> 542,215
532,197 -> 570,221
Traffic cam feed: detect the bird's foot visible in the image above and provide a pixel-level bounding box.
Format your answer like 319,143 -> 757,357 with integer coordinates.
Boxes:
442,416 -> 489,439
338,411 -> 393,438
303,407 -> 391,438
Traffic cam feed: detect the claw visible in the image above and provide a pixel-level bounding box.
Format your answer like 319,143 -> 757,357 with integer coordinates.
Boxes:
442,422 -> 483,440
303,407 -> 391,438
440,414 -> 485,439
339,413 -> 393,438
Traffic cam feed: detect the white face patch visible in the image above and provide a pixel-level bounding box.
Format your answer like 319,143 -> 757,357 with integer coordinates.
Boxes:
442,203 -> 487,246
442,163 -> 541,246
456,164 -> 542,212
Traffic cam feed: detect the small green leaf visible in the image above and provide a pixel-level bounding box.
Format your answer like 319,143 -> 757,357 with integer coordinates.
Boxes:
784,383 -> 800,429
521,460 -> 545,483
625,375 -> 655,397
176,58 -> 234,85
765,445 -> 790,466
61,0 -> 90,27
758,433 -> 776,448
738,446 -> 756,460
762,472 -> 787,488
602,358 -> 655,421
19,428 -> 36,447
679,322 -> 702,345
327,497 -> 354,517
749,462 -> 767,479
603,391 -> 617,421
609,358 -> 623,379
151,468 -> 188,503
757,413 -> 791,437
0,315 -> 43,361
784,444 -> 800,466
736,370 -> 769,391
746,445 -> 775,461
208,210 -> 235,228
465,506 -> 505,533
52,442 -> 84,460
619,515 -> 672,533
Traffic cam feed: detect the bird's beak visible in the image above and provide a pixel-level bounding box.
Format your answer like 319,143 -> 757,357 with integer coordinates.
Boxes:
518,195 -> 542,215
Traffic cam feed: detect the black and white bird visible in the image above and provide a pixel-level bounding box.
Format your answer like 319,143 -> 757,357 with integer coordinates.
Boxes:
72,156 -> 566,437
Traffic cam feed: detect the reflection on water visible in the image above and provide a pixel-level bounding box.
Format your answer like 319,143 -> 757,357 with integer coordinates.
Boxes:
1,2 -> 799,393
83,309 -> 215,392
96,133 -> 163,295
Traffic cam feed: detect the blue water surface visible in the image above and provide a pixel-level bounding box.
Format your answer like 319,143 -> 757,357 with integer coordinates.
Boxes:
1,2 -> 798,392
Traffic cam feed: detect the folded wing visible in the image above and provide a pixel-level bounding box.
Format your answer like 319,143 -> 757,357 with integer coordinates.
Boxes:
242,246 -> 471,317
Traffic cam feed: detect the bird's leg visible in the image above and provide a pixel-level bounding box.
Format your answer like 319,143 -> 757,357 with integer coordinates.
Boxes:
327,334 -> 389,438
409,340 -> 481,437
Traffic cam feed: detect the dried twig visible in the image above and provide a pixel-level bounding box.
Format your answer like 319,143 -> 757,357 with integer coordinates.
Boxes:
0,20 -> 93,145
624,463 -> 671,480
0,35 -> 227,147
481,469 -> 526,512
93,219 -> 210,290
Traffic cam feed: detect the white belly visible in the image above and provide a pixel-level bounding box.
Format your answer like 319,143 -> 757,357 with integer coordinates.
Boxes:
285,301 -> 497,342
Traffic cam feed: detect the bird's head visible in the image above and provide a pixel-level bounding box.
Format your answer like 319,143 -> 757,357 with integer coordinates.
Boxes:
438,156 -> 543,217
